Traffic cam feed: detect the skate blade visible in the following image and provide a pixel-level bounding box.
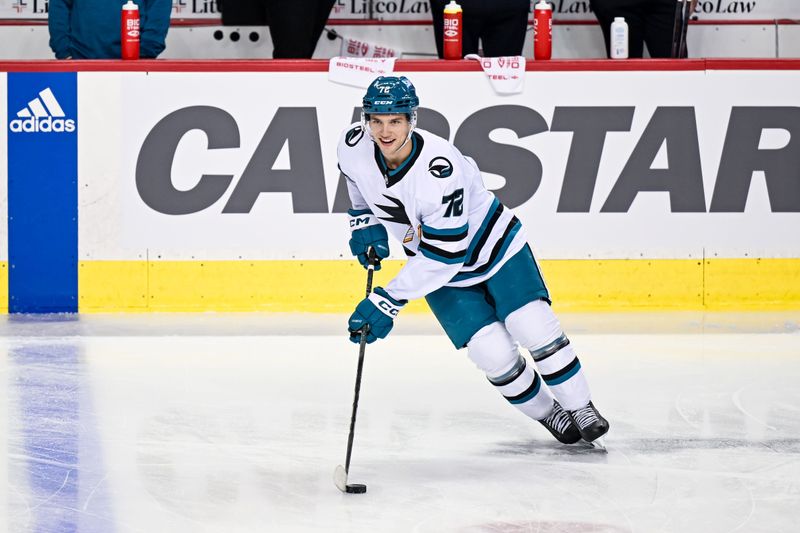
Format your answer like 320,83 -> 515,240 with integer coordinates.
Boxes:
589,436 -> 608,451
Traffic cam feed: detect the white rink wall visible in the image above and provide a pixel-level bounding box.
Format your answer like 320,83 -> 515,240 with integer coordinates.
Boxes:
73,67 -> 800,261
2,61 -> 799,313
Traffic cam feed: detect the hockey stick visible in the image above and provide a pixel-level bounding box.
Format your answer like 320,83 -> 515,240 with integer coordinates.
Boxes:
671,0 -> 692,58
678,0 -> 692,59
334,248 -> 377,494
670,0 -> 686,58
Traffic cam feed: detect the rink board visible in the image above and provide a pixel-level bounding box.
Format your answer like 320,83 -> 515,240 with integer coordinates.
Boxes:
75,258 -> 799,313
2,61 -> 800,312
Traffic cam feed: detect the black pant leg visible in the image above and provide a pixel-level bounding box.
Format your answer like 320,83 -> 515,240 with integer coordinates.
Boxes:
429,0 -> 446,58
590,0 -> 646,58
479,6 -> 529,57
461,12 -> 483,56
589,0 -> 615,57
620,6 -> 647,58
265,0 -> 331,58
308,0 -> 335,56
644,0 -> 683,58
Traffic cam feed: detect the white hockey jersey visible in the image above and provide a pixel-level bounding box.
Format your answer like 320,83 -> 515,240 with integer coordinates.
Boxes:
337,124 -> 527,303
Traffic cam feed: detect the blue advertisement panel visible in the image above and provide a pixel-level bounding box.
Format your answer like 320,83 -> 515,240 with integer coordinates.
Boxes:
7,72 -> 78,313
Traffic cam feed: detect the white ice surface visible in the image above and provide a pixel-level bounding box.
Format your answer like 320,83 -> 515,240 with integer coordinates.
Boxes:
2,312 -> 799,533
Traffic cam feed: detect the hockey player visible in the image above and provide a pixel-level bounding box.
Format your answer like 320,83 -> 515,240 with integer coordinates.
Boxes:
338,76 -> 609,445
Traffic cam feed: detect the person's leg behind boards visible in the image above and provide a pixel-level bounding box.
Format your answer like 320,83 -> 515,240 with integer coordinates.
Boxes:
645,0 -> 685,58
479,3 -> 529,57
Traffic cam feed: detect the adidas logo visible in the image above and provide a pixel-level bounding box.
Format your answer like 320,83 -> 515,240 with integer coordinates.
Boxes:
9,87 -> 76,133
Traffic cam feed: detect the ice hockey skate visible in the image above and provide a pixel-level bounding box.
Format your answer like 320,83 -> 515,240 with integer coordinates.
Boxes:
568,402 -> 609,446
538,400 -> 581,444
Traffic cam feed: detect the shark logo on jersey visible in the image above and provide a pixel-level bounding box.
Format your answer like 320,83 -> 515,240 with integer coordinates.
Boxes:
375,195 -> 411,226
345,125 -> 364,146
428,156 -> 453,178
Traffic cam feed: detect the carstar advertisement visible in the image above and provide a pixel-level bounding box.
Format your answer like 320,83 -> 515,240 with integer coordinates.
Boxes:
77,69 -> 800,262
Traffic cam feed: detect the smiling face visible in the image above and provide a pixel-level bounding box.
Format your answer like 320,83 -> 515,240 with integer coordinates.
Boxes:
368,113 -> 413,167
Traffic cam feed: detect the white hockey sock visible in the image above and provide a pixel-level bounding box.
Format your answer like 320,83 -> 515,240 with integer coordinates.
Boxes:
505,300 -> 591,411
487,355 -> 555,420
530,335 -> 590,411
467,322 -> 555,421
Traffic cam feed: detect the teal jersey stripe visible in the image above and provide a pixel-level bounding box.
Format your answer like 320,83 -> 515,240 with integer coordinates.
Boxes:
422,223 -> 469,243
463,197 -> 501,263
452,219 -> 521,283
421,222 -> 468,237
419,243 -> 467,264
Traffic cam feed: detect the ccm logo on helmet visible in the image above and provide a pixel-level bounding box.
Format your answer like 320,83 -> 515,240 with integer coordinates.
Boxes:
428,157 -> 453,178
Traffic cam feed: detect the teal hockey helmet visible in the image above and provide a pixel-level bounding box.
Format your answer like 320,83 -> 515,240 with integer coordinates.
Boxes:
362,76 -> 419,116
361,76 -> 419,150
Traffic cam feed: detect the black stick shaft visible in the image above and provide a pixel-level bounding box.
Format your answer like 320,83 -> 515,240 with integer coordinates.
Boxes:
344,248 -> 376,475
671,0 -> 684,58
679,0 -> 691,58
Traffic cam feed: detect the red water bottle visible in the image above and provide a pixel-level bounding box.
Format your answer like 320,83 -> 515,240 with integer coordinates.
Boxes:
121,0 -> 140,60
442,1 -> 462,60
533,0 -> 552,60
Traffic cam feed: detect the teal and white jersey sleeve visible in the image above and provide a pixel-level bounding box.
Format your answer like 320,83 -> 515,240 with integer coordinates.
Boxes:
343,170 -> 369,212
337,126 -> 370,212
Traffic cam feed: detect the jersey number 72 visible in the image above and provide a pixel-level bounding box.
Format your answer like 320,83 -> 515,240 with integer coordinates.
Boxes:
442,188 -> 464,217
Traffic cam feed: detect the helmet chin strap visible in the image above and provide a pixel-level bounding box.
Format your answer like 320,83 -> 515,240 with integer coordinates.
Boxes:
393,111 -> 417,154
361,111 -> 418,155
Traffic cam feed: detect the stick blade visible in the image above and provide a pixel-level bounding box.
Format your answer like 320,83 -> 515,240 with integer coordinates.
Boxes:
333,464 -> 348,492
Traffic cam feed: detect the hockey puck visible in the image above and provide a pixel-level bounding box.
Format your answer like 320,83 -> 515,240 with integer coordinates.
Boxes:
345,483 -> 367,494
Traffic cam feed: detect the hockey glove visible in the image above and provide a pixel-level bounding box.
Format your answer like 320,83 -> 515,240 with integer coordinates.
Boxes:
348,208 -> 390,271
348,287 -> 406,344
